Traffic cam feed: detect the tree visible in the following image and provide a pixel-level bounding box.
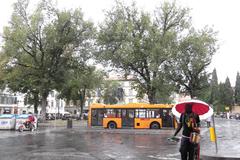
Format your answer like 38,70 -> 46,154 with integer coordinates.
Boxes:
218,82 -> 226,112
58,66 -> 104,119
102,80 -> 124,104
234,72 -> 240,105
224,77 -> 234,108
166,27 -> 217,99
96,1 -> 189,103
218,77 -> 234,111
1,0 -> 95,119
209,68 -> 219,105
0,59 -> 41,114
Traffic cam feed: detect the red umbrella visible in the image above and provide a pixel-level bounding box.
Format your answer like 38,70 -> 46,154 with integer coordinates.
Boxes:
172,99 -> 213,120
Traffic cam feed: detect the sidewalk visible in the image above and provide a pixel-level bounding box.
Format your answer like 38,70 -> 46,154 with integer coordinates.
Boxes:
201,155 -> 240,160
200,118 -> 240,160
38,119 -> 88,128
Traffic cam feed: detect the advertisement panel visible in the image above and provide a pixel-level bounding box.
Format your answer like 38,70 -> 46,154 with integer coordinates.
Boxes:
0,114 -> 16,129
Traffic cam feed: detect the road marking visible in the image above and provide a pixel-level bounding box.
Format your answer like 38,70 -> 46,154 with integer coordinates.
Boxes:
166,153 -> 181,157
136,145 -> 151,148
148,155 -> 180,160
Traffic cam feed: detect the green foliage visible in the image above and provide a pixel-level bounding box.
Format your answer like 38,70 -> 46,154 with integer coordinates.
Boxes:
224,77 -> 234,107
96,1 -> 192,103
218,77 -> 234,111
58,66 -> 104,115
59,66 -> 104,101
209,68 -> 219,105
102,80 -> 124,104
1,0 -> 96,117
166,27 -> 217,99
234,72 -> 240,105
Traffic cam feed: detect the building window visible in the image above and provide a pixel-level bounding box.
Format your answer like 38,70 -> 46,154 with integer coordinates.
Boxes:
3,108 -> 11,114
0,96 -> 3,104
3,97 -> 7,104
51,101 -> 54,107
50,91 -> 55,97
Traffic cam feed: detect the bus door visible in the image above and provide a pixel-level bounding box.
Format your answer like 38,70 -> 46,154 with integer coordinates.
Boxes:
122,109 -> 134,127
91,109 -> 105,126
160,108 -> 173,127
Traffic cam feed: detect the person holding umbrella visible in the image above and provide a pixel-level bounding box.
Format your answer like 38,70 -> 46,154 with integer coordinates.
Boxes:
172,103 -> 200,160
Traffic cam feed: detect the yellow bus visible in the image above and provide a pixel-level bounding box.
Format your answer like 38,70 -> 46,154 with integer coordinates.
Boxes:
88,103 -> 177,129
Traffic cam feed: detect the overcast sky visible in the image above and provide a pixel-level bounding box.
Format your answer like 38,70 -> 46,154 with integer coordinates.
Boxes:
1,0 -> 240,85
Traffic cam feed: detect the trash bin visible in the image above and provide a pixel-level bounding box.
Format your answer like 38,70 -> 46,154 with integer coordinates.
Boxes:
67,119 -> 72,128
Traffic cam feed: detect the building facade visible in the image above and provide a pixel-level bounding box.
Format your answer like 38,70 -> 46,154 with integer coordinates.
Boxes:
0,93 -> 18,114
46,90 -> 65,115
105,75 -> 149,104
0,89 -> 65,115
63,75 -> 149,115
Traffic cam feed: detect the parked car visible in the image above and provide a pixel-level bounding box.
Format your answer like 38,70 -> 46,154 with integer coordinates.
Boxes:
220,112 -> 226,118
62,112 -> 71,120
235,113 -> 240,120
83,112 -> 88,120
230,114 -> 236,119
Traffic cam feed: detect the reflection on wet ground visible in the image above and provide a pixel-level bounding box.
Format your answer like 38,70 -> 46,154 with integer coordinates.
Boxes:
201,119 -> 240,158
0,118 -> 239,160
0,128 -> 180,160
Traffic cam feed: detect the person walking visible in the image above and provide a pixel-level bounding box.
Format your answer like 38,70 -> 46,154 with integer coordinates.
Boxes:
172,103 -> 200,160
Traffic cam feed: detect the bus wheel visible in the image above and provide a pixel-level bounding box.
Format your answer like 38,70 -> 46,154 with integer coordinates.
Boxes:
150,122 -> 160,129
108,122 -> 117,129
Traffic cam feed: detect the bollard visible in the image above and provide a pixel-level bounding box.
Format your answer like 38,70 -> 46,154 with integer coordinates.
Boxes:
209,127 -> 216,142
67,119 -> 72,128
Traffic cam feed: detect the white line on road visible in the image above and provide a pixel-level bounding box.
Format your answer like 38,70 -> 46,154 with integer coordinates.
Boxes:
148,155 -> 180,160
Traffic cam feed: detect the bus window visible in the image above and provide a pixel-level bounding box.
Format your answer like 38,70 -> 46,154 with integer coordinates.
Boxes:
122,109 -> 134,127
122,109 -> 127,118
146,109 -> 159,118
91,109 -> 105,126
106,109 -> 115,118
105,109 -> 121,118
115,109 -> 121,118
128,109 -> 134,118
91,109 -> 97,126
161,109 -> 173,127
135,109 -> 146,118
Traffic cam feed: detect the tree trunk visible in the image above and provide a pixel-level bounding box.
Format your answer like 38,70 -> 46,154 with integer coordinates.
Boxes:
80,99 -> 85,120
188,87 -> 195,99
147,88 -> 157,104
41,91 -> 48,122
190,90 -> 197,99
33,92 -> 39,114
79,87 -> 86,120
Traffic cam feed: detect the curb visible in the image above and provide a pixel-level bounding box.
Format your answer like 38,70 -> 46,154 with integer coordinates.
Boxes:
201,155 -> 240,160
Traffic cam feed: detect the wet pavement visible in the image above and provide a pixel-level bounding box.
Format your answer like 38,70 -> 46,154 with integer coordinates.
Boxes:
0,119 -> 239,160
201,118 -> 240,159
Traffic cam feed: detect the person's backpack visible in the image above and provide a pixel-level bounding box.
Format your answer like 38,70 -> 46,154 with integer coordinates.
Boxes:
183,113 -> 198,129
183,113 -> 200,144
